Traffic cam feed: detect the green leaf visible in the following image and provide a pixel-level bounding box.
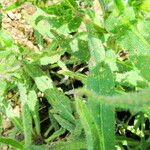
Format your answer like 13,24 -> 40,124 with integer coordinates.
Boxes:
0,50 -> 12,59
23,62 -> 76,128
48,112 -> 59,131
23,5 -> 79,38
0,30 -> 13,47
86,63 -> 115,96
70,33 -> 90,61
23,7 -> 53,38
104,88 -> 150,113
45,127 -> 66,142
40,54 -> 61,65
0,80 -> 7,96
105,50 -> 118,72
3,0 -> 25,11
105,7 -> 135,33
0,12 -> 2,29
45,88 -> 76,125
53,114 -> 75,132
114,0 -> 125,13
58,70 -> 87,83
116,70 -> 148,87
129,54 -> 150,81
87,98 -> 115,150
140,0 -> 150,12
137,19 -> 150,43
28,90 -> 41,135
29,145 -> 46,150
117,28 -> 150,55
0,137 -> 23,150
68,16 -> 82,32
76,99 -> 101,150
64,0 -> 78,9
49,139 -> 86,150
88,34 -> 105,68
23,62 -> 53,92
77,87 -> 150,114
85,62 -> 115,150
27,90 -> 38,112
34,30 -> 44,49
18,83 -> 32,148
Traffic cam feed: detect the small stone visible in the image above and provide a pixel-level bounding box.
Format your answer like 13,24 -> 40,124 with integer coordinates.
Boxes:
11,21 -> 18,27
3,23 -> 11,29
25,25 -> 32,30
37,92 -> 44,97
26,41 -> 34,48
20,19 -> 26,24
12,9 -> 17,13
14,105 -> 21,117
33,46 -> 39,52
2,145 -> 8,150
15,13 -> 22,20
23,2 -> 37,15
21,38 -> 28,43
7,11 -> 15,20
3,17 -> 12,23
2,118 -> 12,130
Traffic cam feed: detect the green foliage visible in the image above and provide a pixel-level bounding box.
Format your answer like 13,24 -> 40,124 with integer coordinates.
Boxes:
23,62 -> 76,130
0,0 -> 150,149
76,98 -> 101,150
140,0 -> 150,12
18,83 -> 33,148
0,137 -> 23,150
28,90 -> 41,135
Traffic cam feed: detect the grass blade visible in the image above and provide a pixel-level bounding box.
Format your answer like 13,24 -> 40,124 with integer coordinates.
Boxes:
0,137 -> 23,150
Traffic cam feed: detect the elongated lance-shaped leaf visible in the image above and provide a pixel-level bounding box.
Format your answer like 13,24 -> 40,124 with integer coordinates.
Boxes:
104,88 -> 150,113
48,111 -> 59,131
85,63 -> 115,149
18,83 -> 33,149
53,114 -> 75,132
45,127 -> 66,142
76,98 -> 101,150
0,137 -> 24,150
28,90 -> 41,136
77,88 -> 150,114
23,62 -> 76,127
44,88 -> 76,125
87,98 -> 115,150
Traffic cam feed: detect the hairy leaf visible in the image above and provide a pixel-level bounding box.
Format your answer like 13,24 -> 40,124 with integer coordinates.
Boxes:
18,83 -> 32,148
